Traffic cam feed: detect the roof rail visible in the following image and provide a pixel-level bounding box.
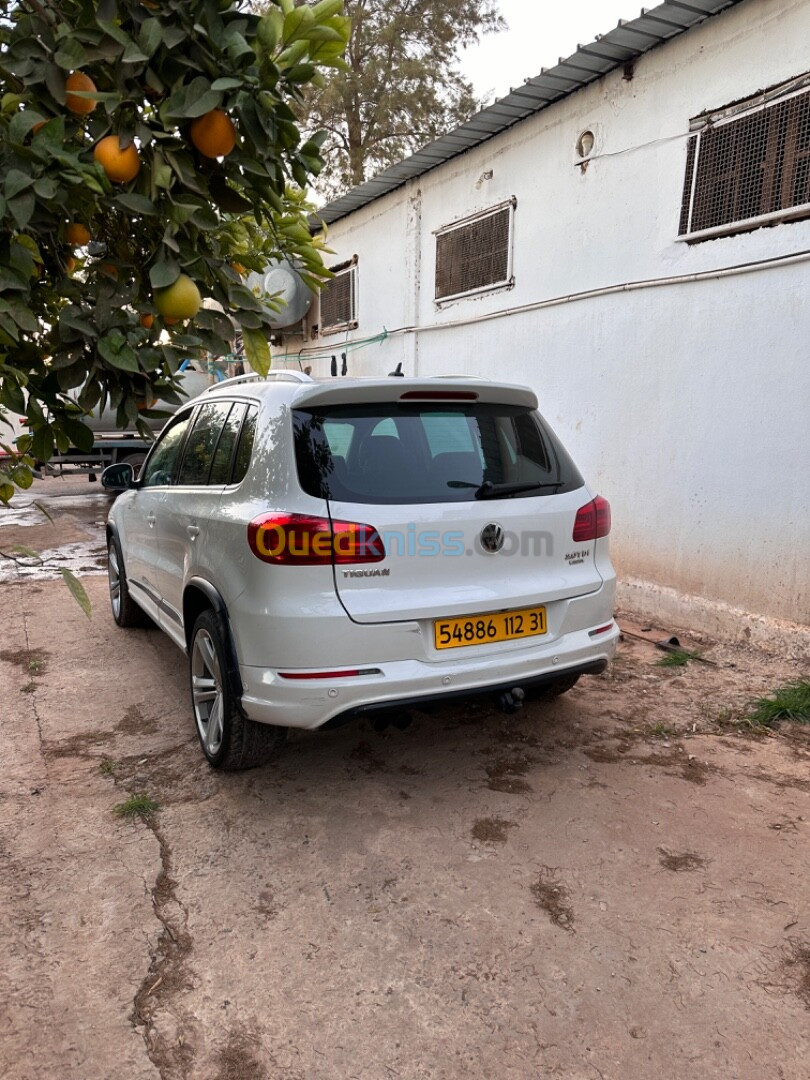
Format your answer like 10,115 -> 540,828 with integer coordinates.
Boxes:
204,371 -> 313,393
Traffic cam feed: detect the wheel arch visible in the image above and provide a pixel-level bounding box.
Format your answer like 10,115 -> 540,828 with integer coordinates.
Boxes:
183,578 -> 243,699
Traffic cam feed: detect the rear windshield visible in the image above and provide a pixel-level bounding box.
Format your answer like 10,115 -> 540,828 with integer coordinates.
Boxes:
293,403 -> 584,504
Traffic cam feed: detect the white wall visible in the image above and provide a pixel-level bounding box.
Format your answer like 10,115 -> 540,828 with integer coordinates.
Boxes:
283,0 -> 810,627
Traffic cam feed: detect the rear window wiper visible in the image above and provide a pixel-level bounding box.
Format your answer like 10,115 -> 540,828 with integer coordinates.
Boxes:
447,479 -> 563,498
475,480 -> 563,499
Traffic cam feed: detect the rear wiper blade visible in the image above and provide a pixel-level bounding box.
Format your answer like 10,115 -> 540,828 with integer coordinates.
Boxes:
475,480 -> 563,499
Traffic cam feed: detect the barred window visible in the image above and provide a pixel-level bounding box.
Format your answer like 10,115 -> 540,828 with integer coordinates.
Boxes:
320,261 -> 357,333
435,200 -> 515,302
680,83 -> 810,240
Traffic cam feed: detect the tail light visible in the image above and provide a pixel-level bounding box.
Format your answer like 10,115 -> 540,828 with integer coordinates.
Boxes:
573,496 -> 611,542
248,512 -> 385,566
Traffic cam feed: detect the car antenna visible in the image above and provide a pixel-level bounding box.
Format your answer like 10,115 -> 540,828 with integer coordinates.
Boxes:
341,352 -> 347,376
331,355 -> 337,377
389,362 -> 404,377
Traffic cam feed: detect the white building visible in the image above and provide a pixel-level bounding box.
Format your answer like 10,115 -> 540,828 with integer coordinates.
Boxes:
276,0 -> 810,648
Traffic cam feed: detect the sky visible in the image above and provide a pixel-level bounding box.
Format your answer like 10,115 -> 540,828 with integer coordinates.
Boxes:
460,0 -> 640,102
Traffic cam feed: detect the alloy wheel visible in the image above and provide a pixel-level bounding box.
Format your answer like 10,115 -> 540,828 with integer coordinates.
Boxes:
191,628 -> 225,756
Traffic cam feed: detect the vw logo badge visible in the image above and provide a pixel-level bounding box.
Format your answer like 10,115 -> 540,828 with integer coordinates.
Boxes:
480,522 -> 505,553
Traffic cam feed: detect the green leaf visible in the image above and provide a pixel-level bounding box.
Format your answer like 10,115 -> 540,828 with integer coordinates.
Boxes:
33,177 -> 58,199
7,300 -> 39,333
60,569 -> 92,618
283,6 -> 315,45
194,308 -> 237,339
115,193 -> 157,216
31,425 -> 54,462
60,417 -> 95,453
311,0 -> 344,19
59,307 -> 95,336
5,169 -> 34,200
96,20 -> 136,49
162,27 -> 188,49
210,77 -> 243,91
138,18 -> 162,58
9,192 -> 35,230
242,327 -> 271,376
0,267 -> 28,293
45,63 -> 66,104
0,379 -> 26,414
54,39 -> 88,70
149,256 -> 181,289
98,333 -> 140,372
9,110 -> 45,142
227,284 -> 263,311
123,42 -> 149,63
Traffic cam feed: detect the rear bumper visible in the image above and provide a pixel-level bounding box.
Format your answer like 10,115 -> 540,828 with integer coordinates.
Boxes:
238,621 -> 619,730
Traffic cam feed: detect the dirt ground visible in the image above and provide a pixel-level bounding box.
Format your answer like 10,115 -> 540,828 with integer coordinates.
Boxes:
1,476 -> 809,1079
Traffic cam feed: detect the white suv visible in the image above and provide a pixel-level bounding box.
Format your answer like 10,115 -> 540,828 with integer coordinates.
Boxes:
103,373 -> 618,770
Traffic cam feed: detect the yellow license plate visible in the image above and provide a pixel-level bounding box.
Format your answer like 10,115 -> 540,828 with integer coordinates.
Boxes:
434,606 -> 547,650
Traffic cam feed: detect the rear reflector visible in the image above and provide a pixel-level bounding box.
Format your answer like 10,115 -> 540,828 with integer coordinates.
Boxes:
573,496 -> 611,542
399,390 -> 478,401
279,668 -> 382,680
589,623 -> 615,637
248,513 -> 385,566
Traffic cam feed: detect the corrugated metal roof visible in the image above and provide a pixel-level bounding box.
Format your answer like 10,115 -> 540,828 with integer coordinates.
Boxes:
314,0 -> 744,227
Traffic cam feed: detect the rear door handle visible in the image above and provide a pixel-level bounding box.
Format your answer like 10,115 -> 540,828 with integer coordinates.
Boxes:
146,512 -> 156,528
187,525 -> 200,540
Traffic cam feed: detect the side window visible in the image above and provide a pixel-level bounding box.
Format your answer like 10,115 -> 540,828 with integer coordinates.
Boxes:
140,412 -> 193,488
209,403 -> 246,485
231,405 -> 258,484
177,402 -> 232,486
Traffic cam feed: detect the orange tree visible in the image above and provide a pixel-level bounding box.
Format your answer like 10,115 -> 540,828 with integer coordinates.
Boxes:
0,0 -> 348,500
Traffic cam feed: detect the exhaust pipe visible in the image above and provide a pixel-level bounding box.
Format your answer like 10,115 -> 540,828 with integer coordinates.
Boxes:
496,687 -> 525,714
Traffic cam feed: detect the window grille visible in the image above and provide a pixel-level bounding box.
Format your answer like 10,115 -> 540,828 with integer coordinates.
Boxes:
435,201 -> 515,302
680,84 -> 810,239
320,262 -> 357,333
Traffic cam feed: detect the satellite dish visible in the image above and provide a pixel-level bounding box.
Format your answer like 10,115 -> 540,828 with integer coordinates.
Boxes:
246,258 -> 314,329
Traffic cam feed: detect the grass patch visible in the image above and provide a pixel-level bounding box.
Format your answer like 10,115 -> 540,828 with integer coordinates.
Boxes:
657,648 -> 702,668
99,759 -> 118,776
747,680 -> 810,728
113,793 -> 159,820
649,722 -> 675,738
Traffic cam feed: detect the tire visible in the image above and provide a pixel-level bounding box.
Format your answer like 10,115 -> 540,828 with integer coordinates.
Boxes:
120,452 -> 147,477
107,534 -> 150,628
189,608 -> 287,771
532,673 -> 581,700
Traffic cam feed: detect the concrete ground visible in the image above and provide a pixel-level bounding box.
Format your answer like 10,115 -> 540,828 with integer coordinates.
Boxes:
1,476 -> 808,1079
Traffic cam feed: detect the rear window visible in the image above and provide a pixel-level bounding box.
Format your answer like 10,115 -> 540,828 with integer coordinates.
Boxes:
293,403 -> 583,504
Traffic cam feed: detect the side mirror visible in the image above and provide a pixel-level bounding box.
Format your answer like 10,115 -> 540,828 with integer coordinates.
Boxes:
101,462 -> 135,491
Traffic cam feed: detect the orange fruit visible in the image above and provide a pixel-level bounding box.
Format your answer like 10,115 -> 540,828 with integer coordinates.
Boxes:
100,262 -> 119,279
190,110 -> 236,158
32,119 -> 48,134
65,72 -> 98,115
66,257 -> 76,275
94,135 -> 141,183
139,313 -> 154,329
66,223 -> 91,246
154,274 -> 202,321
231,262 -> 246,275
